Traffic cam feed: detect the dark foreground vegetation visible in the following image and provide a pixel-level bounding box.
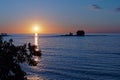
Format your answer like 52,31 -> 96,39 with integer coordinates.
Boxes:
0,35 -> 42,80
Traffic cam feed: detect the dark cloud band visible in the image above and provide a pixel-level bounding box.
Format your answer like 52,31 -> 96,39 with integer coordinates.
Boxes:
91,4 -> 102,10
116,7 -> 120,12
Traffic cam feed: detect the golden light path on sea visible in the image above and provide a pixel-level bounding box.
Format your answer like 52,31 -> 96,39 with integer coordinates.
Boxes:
33,24 -> 39,51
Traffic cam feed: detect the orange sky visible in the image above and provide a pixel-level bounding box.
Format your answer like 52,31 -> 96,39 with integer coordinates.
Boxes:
0,0 -> 120,34
1,22 -> 120,34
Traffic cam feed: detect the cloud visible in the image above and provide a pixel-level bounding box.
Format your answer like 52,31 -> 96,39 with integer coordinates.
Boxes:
115,7 -> 120,12
91,4 -> 102,10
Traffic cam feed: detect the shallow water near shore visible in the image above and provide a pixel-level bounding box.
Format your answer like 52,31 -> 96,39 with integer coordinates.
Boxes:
4,34 -> 120,80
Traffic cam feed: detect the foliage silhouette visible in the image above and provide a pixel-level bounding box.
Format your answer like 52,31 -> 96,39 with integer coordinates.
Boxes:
76,30 -> 85,36
0,35 -> 42,80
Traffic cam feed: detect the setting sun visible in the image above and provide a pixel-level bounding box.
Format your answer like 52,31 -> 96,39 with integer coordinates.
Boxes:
33,25 -> 39,33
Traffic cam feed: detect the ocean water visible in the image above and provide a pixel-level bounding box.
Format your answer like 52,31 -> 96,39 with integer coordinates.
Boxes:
4,34 -> 120,80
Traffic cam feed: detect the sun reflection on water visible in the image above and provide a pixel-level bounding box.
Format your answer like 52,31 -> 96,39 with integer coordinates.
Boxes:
34,33 -> 40,62
27,74 -> 45,80
34,33 -> 39,51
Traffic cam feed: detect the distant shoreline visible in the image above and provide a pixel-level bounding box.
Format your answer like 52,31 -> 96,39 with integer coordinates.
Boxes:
0,33 -> 10,37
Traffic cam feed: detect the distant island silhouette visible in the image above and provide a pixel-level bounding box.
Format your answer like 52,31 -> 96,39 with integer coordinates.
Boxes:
0,33 -> 8,36
62,30 -> 85,36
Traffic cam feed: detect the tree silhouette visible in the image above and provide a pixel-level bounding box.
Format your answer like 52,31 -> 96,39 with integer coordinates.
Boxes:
76,30 -> 85,36
0,35 -> 42,80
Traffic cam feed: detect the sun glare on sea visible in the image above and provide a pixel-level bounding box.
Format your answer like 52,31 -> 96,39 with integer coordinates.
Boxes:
32,24 -> 39,51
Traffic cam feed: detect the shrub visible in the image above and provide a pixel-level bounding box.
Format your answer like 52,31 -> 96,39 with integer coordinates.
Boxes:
0,36 -> 42,80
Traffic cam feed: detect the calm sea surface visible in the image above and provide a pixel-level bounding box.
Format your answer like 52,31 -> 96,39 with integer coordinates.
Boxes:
4,34 -> 120,80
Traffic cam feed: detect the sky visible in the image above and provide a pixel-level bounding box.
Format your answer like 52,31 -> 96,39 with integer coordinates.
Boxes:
0,0 -> 120,34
